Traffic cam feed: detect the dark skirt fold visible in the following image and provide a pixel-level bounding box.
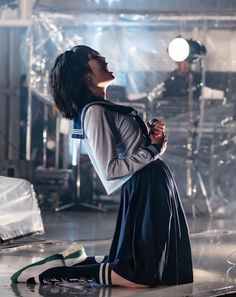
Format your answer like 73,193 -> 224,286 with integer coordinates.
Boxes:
109,159 -> 193,286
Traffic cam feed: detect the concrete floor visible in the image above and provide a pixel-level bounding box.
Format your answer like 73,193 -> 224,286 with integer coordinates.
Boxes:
1,211 -> 236,297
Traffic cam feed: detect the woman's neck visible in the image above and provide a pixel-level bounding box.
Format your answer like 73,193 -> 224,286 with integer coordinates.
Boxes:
87,94 -> 105,104
89,85 -> 107,99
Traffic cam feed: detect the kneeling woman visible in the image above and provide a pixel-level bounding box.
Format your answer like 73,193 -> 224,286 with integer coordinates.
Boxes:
11,45 -> 193,288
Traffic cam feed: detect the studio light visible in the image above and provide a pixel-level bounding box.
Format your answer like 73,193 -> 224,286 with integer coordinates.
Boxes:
168,37 -> 190,62
168,37 -> 206,63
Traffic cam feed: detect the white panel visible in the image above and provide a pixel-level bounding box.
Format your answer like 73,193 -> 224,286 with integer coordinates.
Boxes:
206,30 -> 236,71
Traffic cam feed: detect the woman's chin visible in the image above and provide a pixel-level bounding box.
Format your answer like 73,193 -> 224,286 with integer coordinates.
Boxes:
98,76 -> 116,87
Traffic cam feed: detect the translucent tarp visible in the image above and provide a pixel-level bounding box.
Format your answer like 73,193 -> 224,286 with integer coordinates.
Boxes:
35,0 -> 236,15
0,176 -> 44,241
26,12 -> 236,102
25,9 -> 236,216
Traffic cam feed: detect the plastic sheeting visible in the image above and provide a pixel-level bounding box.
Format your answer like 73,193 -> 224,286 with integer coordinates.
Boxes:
26,12 -> 175,103
26,12 -> 236,102
34,0 -> 236,15
24,7 -> 236,216
0,176 -> 44,241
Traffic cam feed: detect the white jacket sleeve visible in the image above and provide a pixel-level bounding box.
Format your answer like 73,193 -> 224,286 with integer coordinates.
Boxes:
84,105 -> 160,181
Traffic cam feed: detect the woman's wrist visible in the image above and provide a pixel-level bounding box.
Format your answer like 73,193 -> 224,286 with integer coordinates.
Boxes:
145,144 -> 161,158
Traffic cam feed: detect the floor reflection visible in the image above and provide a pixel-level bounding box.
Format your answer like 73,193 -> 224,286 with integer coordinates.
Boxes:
11,283 -> 111,297
11,283 -> 194,297
2,211 -> 236,297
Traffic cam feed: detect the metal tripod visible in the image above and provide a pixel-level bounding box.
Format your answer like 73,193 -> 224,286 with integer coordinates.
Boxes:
186,62 -> 212,218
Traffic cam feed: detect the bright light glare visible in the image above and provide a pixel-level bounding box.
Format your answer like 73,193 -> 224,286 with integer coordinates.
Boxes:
168,37 -> 190,62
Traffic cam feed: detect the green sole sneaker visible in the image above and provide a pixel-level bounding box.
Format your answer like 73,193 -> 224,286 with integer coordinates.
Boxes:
11,254 -> 65,284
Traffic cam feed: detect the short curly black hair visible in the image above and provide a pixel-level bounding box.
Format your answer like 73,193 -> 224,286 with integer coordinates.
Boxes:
49,45 -> 101,119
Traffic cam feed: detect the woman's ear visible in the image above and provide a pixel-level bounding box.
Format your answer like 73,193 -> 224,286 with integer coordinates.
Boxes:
85,74 -> 91,81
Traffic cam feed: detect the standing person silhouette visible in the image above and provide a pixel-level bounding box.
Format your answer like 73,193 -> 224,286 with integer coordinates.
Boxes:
11,45 -> 193,288
162,60 -> 201,98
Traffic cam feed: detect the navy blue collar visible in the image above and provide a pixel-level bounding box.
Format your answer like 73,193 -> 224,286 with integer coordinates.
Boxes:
72,100 -> 148,140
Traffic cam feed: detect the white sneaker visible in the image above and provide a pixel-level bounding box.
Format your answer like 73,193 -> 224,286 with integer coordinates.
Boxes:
11,254 -> 65,284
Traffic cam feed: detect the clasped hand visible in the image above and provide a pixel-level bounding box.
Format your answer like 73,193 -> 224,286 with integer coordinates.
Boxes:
146,119 -> 167,155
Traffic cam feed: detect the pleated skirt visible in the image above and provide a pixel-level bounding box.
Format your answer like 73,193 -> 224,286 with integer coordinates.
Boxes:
108,159 -> 193,286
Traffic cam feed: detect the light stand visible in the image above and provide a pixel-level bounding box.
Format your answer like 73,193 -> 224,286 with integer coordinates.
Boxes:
168,37 -> 211,217
190,58 -> 212,217
186,61 -> 212,218
186,70 -> 195,217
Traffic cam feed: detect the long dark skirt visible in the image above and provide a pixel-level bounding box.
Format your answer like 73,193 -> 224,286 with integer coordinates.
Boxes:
108,159 -> 193,286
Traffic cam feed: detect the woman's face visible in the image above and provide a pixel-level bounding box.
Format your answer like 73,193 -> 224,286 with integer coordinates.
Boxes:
88,56 -> 115,88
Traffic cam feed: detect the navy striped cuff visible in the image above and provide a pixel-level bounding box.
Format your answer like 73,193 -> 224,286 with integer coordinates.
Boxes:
145,144 -> 161,158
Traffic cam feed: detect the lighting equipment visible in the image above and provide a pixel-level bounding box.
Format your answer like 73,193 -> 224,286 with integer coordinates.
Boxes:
168,36 -> 206,63
168,36 -> 210,217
